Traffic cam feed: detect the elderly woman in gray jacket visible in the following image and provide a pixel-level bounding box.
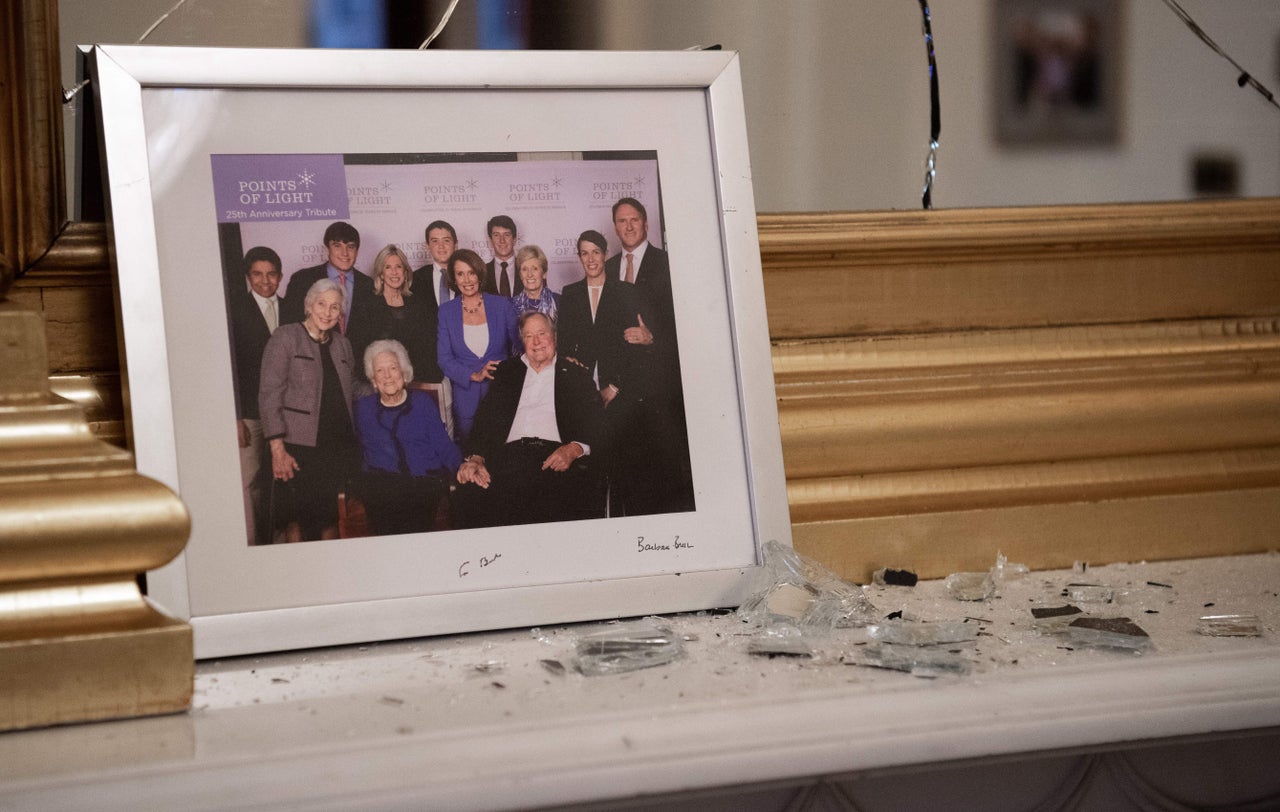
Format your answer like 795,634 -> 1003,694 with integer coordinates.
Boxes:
259,277 -> 357,542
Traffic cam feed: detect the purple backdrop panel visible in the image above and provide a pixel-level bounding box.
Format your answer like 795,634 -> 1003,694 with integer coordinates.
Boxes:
211,154 -> 350,224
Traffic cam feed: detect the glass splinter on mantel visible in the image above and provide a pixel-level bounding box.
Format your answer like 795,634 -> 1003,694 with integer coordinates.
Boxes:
1065,616 -> 1152,651
737,540 -> 880,630
1063,583 -> 1116,604
866,620 -> 979,646
847,643 -> 973,678
945,571 -> 995,601
573,619 -> 685,676
1197,614 -> 1264,637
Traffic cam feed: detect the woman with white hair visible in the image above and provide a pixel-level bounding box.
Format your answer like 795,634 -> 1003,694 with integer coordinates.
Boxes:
259,277 -> 357,542
354,339 -> 462,534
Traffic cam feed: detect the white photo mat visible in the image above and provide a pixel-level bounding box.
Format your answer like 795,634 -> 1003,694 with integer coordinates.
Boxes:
89,45 -> 790,658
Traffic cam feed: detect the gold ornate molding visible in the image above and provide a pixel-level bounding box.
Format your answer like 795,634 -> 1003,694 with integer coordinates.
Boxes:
759,199 -> 1280,339
0,0 -> 66,297
1,0 -> 193,731
762,200 -> 1280,581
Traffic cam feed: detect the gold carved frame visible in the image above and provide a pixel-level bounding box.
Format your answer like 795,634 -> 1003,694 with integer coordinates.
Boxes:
5,3 -> 1279,613
1,0 -> 191,732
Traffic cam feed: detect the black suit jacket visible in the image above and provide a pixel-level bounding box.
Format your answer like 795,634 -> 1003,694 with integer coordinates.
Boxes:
464,355 -> 604,463
486,257 -> 519,297
227,288 -> 275,420
279,264 -> 375,336
405,263 -> 450,383
557,276 -> 652,397
606,244 -> 675,348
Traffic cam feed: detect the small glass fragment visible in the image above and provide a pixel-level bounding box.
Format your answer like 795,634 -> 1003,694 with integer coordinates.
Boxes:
1063,583 -> 1115,603
745,630 -> 814,658
1032,604 -> 1084,633
1197,614 -> 1263,637
945,571 -> 995,601
991,551 -> 1029,584
737,540 -> 879,629
1065,617 -> 1152,651
1031,605 -> 1082,619
847,643 -> 972,677
873,567 -> 919,587
867,620 -> 978,646
574,619 -> 685,676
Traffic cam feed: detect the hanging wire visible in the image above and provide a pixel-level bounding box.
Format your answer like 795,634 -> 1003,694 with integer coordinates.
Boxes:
918,0 -> 941,210
63,0 -> 193,102
1159,0 -> 1279,112
138,0 -> 192,43
419,0 -> 464,49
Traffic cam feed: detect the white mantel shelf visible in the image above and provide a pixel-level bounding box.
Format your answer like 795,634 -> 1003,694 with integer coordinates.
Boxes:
2,554 -> 1279,810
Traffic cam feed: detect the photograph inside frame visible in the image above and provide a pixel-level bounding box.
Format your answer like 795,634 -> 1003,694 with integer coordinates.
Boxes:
215,150 -> 696,546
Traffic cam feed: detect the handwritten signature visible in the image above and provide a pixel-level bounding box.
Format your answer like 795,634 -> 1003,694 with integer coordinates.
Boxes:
636,535 -> 694,553
458,552 -> 503,578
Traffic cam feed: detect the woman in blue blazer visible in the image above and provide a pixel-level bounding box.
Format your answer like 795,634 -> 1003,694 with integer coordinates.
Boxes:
437,248 -> 522,441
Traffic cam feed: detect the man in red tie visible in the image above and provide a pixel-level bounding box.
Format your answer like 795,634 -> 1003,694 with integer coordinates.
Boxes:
279,221 -> 374,347
483,214 -> 519,298
603,197 -> 695,515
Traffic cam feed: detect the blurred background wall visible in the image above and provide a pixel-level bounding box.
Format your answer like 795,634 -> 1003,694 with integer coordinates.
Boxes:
60,0 -> 1280,212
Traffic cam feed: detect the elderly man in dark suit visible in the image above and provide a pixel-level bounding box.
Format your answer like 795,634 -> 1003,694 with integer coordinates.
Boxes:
280,221 -> 374,342
228,245 -> 283,544
453,311 -> 605,528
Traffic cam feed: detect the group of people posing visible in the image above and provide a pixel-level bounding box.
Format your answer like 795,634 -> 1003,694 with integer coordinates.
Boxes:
229,198 -> 694,544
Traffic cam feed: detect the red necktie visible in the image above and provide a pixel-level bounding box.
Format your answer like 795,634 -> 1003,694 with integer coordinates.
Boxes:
338,271 -> 347,333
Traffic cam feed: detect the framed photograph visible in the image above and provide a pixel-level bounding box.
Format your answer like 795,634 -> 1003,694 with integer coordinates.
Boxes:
994,0 -> 1122,146
88,45 -> 791,658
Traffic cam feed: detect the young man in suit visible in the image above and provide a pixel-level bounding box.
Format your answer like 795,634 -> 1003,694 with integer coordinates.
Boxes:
483,214 -> 518,298
453,311 -> 605,527
228,246 -> 283,544
279,221 -> 373,343
409,219 -> 458,384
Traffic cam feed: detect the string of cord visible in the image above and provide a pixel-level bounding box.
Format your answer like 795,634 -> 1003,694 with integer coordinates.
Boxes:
1159,0 -> 1279,111
420,0 -> 464,49
918,0 -> 940,210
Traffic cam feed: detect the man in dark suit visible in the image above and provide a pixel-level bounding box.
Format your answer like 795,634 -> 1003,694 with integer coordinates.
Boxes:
279,221 -> 374,344
483,214 -> 518,298
607,200 -> 696,515
228,245 -> 283,545
409,219 -> 458,383
605,198 -> 676,356
453,311 -> 605,527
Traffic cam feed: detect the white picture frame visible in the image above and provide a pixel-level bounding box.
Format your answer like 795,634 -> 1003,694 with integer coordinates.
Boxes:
89,44 -> 790,659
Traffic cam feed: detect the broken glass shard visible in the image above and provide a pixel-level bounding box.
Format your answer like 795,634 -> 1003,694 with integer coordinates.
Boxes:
738,540 -> 879,629
1063,583 -> 1115,603
866,620 -> 979,646
847,643 -> 972,677
946,571 -> 995,601
1197,614 -> 1263,637
1065,616 -> 1152,651
573,619 -> 685,676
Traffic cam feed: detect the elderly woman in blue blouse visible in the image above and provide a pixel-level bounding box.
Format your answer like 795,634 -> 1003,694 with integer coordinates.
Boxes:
510,244 -> 558,323
437,248 -> 522,441
259,277 -> 357,543
354,339 -> 461,535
